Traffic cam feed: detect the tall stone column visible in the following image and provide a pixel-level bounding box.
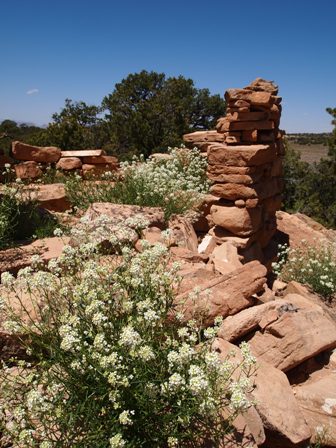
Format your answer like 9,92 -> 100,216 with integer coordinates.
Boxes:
184,78 -> 284,268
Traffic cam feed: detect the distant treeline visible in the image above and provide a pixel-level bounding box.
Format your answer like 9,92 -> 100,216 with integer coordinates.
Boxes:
286,133 -> 330,145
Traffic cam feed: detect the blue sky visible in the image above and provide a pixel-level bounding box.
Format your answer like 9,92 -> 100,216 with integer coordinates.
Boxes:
0,0 -> 335,132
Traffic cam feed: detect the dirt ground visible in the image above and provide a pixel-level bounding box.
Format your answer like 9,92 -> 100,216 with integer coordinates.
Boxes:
290,143 -> 329,164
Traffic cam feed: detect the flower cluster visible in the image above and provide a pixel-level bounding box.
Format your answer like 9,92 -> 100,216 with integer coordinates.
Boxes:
65,146 -> 209,220
0,224 -> 253,447
272,241 -> 336,301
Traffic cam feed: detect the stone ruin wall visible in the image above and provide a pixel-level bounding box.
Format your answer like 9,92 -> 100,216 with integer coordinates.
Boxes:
184,78 -> 285,269
0,143 -> 119,181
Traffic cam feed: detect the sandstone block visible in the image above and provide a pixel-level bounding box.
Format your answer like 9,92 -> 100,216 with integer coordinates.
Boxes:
210,241 -> 242,275
12,141 -> 61,163
228,111 -> 270,122
82,163 -> 114,178
174,261 -> 266,326
60,149 -> 104,157
225,90 -> 273,107
229,120 -> 274,131
14,161 -> 42,179
56,157 -> 82,171
27,184 -> 70,212
168,216 -> 198,252
207,143 -> 276,167
210,204 -> 262,236
213,338 -> 311,447
248,293 -> 336,371
82,155 -> 119,165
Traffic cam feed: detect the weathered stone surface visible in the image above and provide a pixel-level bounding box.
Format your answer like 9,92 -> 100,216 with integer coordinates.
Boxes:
60,149 -> 104,157
210,242 -> 242,275
208,226 -> 257,249
12,141 -> 61,163
174,261 -> 266,326
56,157 -> 82,171
170,247 -> 209,264
84,203 -> 165,229
276,211 -> 336,248
0,237 -> 69,276
210,204 -> 262,236
210,178 -> 283,201
247,78 -> 279,95
213,338 -> 311,448
293,373 -> 336,447
193,194 -> 221,233
198,234 -> 217,255
27,184 -> 70,212
15,161 -> 42,179
168,216 -> 198,252
82,155 -> 119,165
248,293 -> 336,372
227,111 -> 270,122
225,90 -> 273,107
183,130 -> 225,145
207,171 -> 262,185
228,120 -> 274,131
207,144 -> 276,167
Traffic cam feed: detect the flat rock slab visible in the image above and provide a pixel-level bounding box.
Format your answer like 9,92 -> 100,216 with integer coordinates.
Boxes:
246,293 -> 336,372
293,372 -> 336,447
12,141 -> 61,163
60,150 -> 104,158
207,143 -> 276,167
213,338 -> 311,448
23,184 -> 71,212
0,237 -> 69,276
174,260 -> 267,327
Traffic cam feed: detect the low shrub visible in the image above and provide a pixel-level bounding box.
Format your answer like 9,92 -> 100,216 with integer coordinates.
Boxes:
0,230 -> 255,447
65,146 -> 209,220
273,242 -> 336,301
0,182 -> 60,249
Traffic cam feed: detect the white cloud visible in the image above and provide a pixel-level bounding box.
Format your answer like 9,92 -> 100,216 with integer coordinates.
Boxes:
26,88 -> 39,95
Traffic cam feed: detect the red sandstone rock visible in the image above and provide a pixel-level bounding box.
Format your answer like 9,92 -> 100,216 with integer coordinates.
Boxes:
210,204 -> 262,237
27,184 -> 70,212
15,161 -> 42,179
174,261 -> 266,326
225,90 -> 274,107
56,157 -> 82,171
12,141 -> 61,163
213,338 -> 311,447
60,149 -> 104,157
168,216 -> 198,252
210,242 -> 242,275
247,293 -> 336,372
207,144 -> 276,167
0,237 -> 70,276
82,155 -> 119,165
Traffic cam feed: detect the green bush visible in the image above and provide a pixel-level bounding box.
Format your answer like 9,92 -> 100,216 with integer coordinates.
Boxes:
65,146 -> 209,220
0,183 -> 59,249
273,242 -> 336,301
0,230 -> 255,447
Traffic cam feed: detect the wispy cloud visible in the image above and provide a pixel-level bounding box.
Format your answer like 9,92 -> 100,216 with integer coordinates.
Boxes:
26,88 -> 39,95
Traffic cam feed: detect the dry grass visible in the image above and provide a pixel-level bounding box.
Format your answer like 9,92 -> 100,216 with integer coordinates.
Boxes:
290,143 -> 329,164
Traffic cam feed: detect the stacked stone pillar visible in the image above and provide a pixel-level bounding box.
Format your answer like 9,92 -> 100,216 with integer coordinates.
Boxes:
185,78 -> 285,268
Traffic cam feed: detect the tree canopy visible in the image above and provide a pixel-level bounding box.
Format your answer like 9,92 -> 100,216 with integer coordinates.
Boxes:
102,70 -> 226,157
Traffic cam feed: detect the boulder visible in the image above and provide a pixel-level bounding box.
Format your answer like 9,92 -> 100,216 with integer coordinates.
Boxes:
276,210 -> 336,249
247,294 -> 336,372
82,163 -> 116,178
213,339 -> 311,448
210,204 -> 262,237
208,226 -> 257,249
12,141 -> 61,163
56,157 -> 82,171
198,234 -> 217,255
26,184 -> 70,212
174,261 -> 266,326
14,161 -> 42,179
170,247 -> 209,264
